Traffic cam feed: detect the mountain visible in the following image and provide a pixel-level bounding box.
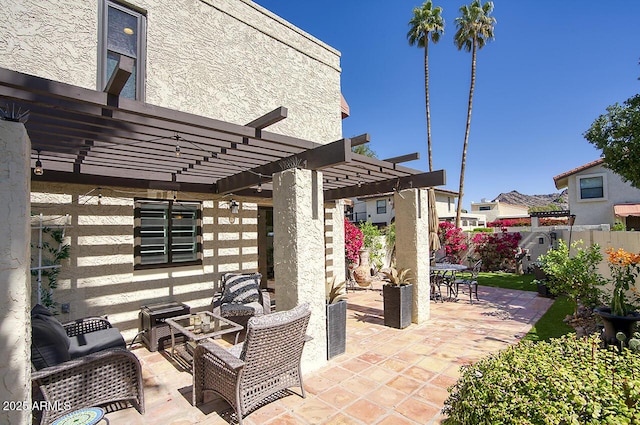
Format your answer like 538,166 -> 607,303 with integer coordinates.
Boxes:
493,190 -> 568,209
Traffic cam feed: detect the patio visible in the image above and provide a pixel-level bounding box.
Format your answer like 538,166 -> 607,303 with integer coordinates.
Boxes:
105,282 -> 553,425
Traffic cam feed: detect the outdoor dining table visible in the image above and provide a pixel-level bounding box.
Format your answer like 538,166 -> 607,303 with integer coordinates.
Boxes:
431,263 -> 469,300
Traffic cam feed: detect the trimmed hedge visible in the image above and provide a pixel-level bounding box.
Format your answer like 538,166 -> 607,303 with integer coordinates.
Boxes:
443,334 -> 640,424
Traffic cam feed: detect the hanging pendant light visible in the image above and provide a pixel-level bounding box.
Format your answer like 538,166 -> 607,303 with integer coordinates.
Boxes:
33,150 -> 44,176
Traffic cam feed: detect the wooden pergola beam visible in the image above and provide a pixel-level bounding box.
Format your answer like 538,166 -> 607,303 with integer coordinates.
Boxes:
324,169 -> 446,201
383,152 -> 420,164
350,133 -> 370,147
32,170 -> 217,193
245,106 -> 288,129
216,138 -> 352,194
103,56 -> 134,96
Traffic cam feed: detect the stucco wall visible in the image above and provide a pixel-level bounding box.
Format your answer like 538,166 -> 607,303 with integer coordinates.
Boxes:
30,181 -> 260,340
568,164 -> 640,226
0,0 -> 342,143
0,122 -> 31,425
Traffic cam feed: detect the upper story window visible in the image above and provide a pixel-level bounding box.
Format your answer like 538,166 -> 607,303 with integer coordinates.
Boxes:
98,0 -> 146,100
479,206 -> 491,211
134,200 -> 202,269
376,200 -> 387,214
578,173 -> 606,200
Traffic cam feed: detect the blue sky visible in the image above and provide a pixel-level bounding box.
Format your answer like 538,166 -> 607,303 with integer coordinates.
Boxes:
254,0 -> 640,209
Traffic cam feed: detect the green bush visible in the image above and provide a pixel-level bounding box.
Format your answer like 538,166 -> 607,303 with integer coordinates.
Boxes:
443,334 -> 640,424
538,240 -> 605,312
358,221 -> 384,270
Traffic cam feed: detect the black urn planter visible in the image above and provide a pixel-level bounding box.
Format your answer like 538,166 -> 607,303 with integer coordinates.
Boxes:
326,300 -> 347,359
383,284 -> 413,329
594,307 -> 640,345
536,281 -> 554,298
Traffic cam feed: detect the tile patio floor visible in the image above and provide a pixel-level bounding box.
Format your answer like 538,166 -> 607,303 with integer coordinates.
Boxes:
105,282 -> 553,425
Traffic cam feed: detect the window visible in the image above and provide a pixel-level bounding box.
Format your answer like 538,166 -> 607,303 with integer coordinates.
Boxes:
98,0 -> 146,99
376,200 -> 387,214
579,174 -> 605,200
479,206 -> 491,211
134,200 -> 202,269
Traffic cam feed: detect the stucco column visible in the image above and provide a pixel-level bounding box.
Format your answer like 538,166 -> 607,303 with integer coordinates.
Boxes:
325,200 -> 346,284
0,121 -> 31,425
394,188 -> 430,323
272,168 -> 327,372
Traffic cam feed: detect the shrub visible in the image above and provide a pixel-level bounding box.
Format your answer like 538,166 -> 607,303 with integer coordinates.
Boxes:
443,334 -> 640,424
487,218 -> 531,227
358,221 -> 384,270
538,240 -> 604,311
438,222 -> 468,263
344,219 -> 363,264
471,229 -> 521,271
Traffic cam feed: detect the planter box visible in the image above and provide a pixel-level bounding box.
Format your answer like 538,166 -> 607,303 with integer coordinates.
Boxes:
383,284 -> 413,329
326,300 -> 347,359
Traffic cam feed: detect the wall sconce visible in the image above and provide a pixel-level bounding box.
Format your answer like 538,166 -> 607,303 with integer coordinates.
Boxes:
549,231 -> 557,241
33,150 -> 44,176
230,200 -> 239,215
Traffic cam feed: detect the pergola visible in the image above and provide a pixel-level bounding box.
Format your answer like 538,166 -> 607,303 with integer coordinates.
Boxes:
0,65 -> 445,420
0,66 -> 445,198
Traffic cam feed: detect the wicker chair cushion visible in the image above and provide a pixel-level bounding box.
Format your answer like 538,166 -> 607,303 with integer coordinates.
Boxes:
221,273 -> 261,304
31,304 -> 71,370
68,327 -> 126,359
220,301 -> 264,317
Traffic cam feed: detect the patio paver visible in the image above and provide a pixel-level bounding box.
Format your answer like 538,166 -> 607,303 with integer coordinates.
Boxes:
105,282 -> 553,424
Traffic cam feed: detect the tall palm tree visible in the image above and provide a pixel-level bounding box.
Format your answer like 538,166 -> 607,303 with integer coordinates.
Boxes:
407,1 -> 444,172
454,0 -> 496,228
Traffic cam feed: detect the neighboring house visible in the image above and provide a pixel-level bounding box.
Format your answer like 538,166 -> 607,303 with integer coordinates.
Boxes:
348,188 -> 487,230
554,159 -> 640,229
470,199 -> 529,223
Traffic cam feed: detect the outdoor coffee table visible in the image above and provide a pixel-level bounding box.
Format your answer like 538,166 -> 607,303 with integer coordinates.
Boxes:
164,311 -> 243,367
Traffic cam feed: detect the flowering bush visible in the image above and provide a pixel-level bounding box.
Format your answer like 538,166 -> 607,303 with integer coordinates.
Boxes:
471,229 -> 522,271
487,218 -> 569,227
344,219 -> 363,264
606,247 -> 640,316
438,222 -> 467,263
487,218 -> 531,227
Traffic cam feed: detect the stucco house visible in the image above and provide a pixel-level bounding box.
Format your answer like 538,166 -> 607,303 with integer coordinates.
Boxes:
554,159 -> 640,229
347,188 -> 460,227
0,1 -> 446,419
470,199 -> 529,224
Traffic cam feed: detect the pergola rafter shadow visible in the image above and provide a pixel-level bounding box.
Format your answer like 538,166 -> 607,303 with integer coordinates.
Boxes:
0,67 -> 446,197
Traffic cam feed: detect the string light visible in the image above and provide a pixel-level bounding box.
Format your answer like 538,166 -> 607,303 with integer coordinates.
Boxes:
33,150 -> 44,176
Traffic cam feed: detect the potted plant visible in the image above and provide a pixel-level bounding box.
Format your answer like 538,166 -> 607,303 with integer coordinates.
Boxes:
381,267 -> 413,329
594,248 -> 640,344
531,262 -> 553,298
326,277 -> 347,359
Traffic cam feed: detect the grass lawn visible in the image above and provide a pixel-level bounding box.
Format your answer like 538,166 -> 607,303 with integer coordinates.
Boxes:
477,272 -> 575,341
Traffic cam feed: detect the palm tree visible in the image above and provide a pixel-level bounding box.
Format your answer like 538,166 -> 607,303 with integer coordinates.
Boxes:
454,0 -> 496,228
407,1 -> 444,172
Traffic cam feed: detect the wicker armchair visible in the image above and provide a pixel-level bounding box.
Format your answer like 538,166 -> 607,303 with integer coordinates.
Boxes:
193,303 -> 311,425
30,306 -> 144,424
212,272 -> 271,328
32,348 -> 144,424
